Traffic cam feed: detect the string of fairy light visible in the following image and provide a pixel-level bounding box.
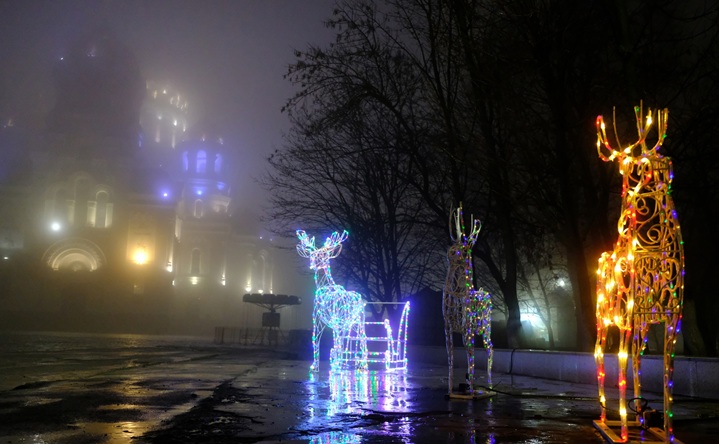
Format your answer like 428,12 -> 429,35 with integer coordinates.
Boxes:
443,204 -> 493,397
295,106 -> 686,442
297,230 -> 410,372
593,104 -> 684,443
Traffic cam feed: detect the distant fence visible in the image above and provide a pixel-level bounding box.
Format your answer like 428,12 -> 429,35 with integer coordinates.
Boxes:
213,327 -> 313,352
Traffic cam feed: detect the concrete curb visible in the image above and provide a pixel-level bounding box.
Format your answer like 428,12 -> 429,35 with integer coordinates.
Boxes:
409,346 -> 719,400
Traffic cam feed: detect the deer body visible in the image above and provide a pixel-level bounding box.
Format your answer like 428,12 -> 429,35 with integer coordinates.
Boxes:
595,105 -> 684,442
443,205 -> 493,397
297,230 -> 367,372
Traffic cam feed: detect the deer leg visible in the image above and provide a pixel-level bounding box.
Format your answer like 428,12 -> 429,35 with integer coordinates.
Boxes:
355,316 -> 368,370
444,316 -> 454,395
465,327 -> 476,395
631,318 -> 648,425
482,316 -> 493,389
618,325 -> 632,442
595,321 -> 609,423
330,327 -> 345,371
662,316 -> 679,442
311,310 -> 324,372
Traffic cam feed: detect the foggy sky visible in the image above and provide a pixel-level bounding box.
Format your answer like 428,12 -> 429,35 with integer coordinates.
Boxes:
0,0 -> 336,223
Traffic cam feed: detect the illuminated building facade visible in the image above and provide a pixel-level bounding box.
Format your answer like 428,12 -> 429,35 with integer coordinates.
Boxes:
0,28 -> 294,335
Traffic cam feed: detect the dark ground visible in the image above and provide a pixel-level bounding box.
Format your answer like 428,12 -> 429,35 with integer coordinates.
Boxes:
0,331 -> 717,443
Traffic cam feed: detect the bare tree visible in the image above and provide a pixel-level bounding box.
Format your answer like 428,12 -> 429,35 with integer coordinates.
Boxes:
267,0 -> 719,353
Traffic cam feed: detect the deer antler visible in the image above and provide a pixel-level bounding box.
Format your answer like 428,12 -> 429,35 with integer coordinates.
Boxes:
323,230 -> 349,259
325,230 -> 349,248
466,214 -> 482,246
597,102 -> 669,162
449,203 -> 482,246
448,205 -> 456,242
296,230 -> 316,258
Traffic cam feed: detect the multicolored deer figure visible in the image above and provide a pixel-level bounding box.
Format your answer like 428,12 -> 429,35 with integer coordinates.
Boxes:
443,204 -> 493,398
594,104 -> 684,442
297,230 -> 368,372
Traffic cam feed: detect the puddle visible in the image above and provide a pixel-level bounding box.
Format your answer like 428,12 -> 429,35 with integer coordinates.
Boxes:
78,420 -> 155,442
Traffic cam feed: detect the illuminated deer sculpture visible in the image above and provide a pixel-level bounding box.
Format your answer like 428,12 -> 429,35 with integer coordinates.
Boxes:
443,204 -> 493,398
297,230 -> 368,372
594,105 -> 684,442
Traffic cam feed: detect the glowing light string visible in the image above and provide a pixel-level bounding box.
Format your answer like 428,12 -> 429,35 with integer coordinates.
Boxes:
297,230 -> 368,372
442,204 -> 493,398
337,301 -> 410,371
297,230 -> 411,372
593,104 -> 684,443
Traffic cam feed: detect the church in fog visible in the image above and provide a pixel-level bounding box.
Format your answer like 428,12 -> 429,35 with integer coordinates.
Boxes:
0,28 -> 306,335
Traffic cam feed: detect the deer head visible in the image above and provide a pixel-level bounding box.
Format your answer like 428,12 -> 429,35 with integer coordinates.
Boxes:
597,103 -> 670,195
449,203 -> 481,251
296,229 -> 348,270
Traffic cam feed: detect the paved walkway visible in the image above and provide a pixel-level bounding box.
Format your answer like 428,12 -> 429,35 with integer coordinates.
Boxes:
0,333 -> 717,443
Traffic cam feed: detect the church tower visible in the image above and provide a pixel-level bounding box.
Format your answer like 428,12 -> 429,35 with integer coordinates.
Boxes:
173,125 -> 232,319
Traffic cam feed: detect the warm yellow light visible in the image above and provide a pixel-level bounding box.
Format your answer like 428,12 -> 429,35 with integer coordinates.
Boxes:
133,249 -> 148,265
595,104 -> 684,443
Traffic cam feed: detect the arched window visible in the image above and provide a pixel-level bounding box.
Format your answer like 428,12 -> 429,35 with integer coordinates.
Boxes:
214,153 -> 222,174
196,150 -> 207,173
96,191 -> 109,228
193,199 -> 203,218
182,151 -> 189,172
190,248 -> 201,275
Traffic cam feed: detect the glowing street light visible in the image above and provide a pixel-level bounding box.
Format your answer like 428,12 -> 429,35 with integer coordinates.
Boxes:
133,248 -> 148,265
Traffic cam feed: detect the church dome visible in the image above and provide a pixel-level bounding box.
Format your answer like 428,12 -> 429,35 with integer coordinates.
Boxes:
47,26 -> 145,140
140,81 -> 190,149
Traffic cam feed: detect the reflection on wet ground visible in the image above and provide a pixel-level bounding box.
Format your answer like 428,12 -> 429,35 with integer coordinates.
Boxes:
1,331 -> 717,443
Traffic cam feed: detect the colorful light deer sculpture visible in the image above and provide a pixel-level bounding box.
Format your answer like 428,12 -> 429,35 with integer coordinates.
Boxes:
594,104 -> 684,442
443,204 -> 493,398
296,230 -> 368,372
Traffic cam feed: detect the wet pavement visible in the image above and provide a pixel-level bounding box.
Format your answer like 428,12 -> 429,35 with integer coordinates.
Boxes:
0,331 -> 717,443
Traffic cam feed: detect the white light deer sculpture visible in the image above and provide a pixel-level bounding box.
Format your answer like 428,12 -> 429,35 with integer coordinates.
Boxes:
297,230 -> 368,372
443,204 -> 493,398
594,104 -> 684,443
